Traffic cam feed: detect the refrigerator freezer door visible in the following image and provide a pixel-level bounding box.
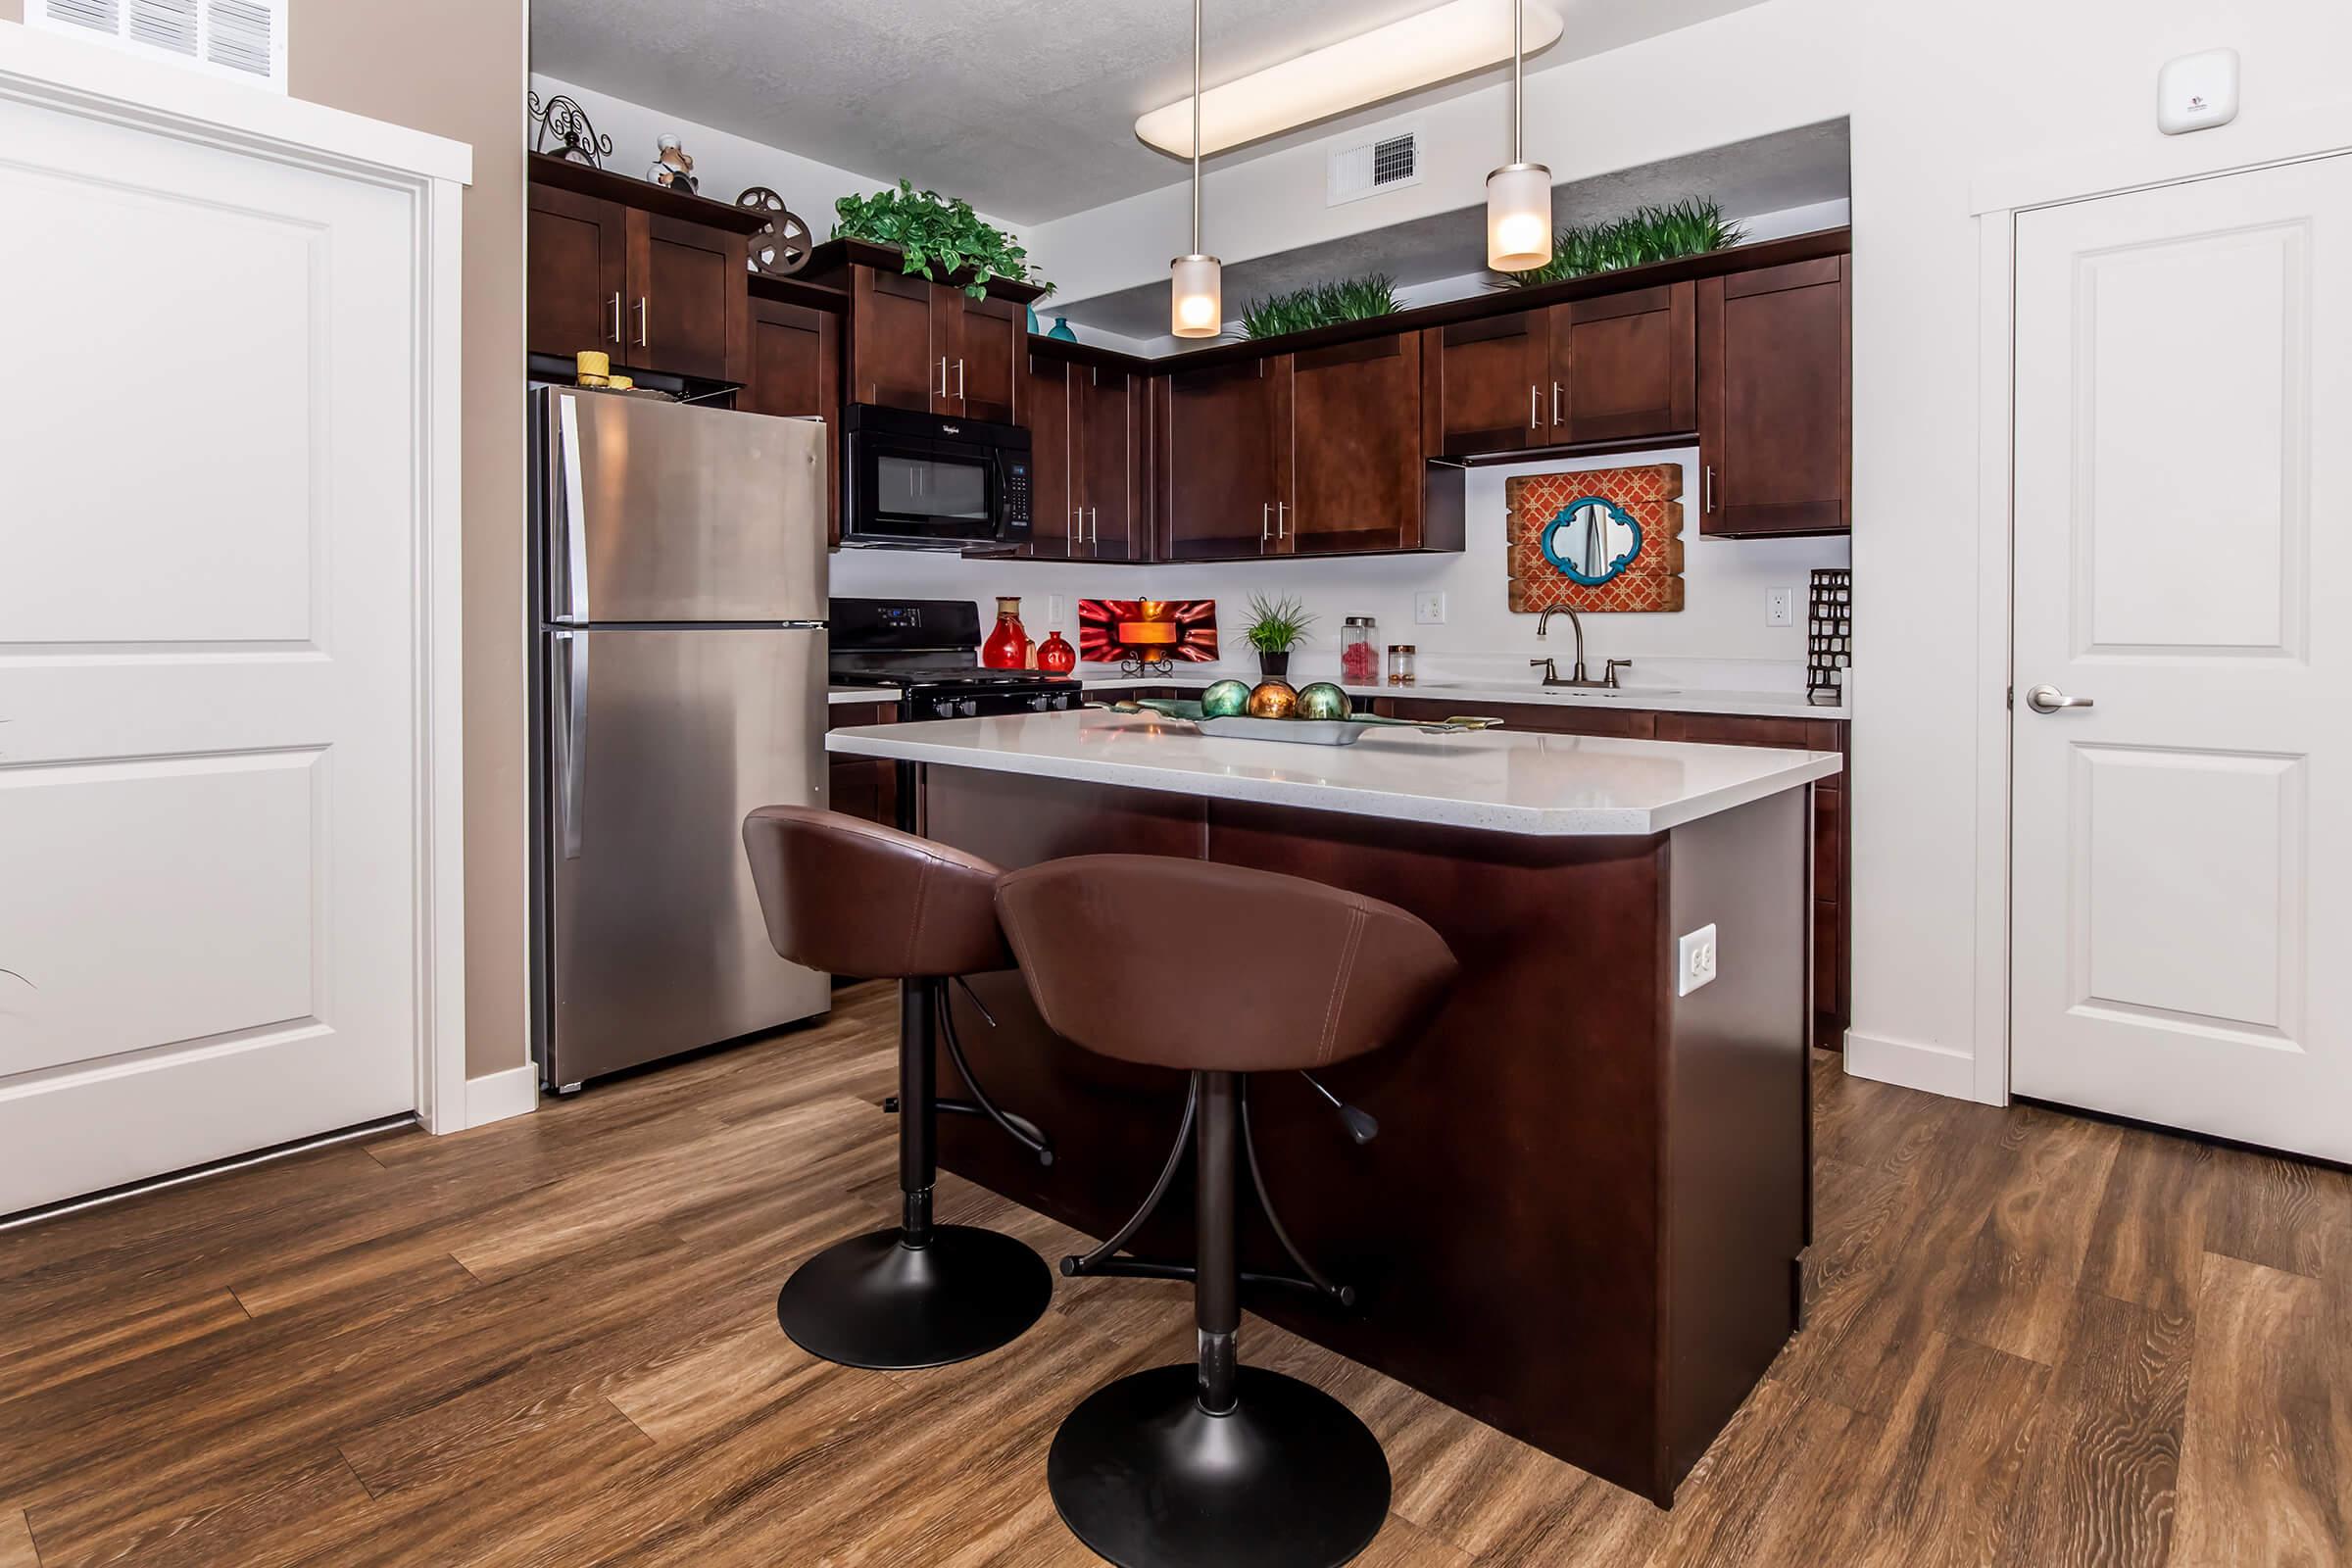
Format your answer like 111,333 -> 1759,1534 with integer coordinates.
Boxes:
546,626 -> 829,1084
543,388 -> 827,624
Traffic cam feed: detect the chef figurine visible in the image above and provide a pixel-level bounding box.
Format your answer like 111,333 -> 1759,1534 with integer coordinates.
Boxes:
647,134 -> 697,194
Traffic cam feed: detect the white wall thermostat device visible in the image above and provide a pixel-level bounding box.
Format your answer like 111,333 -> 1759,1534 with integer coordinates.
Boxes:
2158,48 -> 2239,136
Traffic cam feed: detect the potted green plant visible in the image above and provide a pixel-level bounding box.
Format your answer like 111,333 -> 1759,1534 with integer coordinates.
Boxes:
1242,594 -> 1316,683
832,180 -> 1052,301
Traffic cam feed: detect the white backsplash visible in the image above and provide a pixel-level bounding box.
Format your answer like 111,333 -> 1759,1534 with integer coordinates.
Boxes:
828,443 -> 1850,683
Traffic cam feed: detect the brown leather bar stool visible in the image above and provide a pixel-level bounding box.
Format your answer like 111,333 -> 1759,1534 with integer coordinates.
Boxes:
998,855 -> 1458,1568
742,806 -> 1054,1370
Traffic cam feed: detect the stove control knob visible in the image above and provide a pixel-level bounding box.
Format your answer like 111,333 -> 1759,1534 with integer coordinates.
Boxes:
1027,693 -> 1052,711
931,698 -> 957,719
957,699 -> 979,717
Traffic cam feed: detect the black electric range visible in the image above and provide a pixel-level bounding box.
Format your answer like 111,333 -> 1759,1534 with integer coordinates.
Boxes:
830,597 -> 1081,722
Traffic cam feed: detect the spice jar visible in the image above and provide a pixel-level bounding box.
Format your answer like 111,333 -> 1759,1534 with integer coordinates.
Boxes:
1340,616 -> 1379,684
1386,645 -> 1416,686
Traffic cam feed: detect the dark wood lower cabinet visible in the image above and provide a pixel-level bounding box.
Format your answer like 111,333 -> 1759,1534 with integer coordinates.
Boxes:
824,702 -> 897,826
1373,697 -> 1850,1049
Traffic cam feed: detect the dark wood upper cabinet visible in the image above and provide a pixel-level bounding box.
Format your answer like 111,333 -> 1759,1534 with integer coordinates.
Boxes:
1421,311 -> 1547,458
631,213 -> 745,381
1289,333 -> 1423,555
951,293 -> 1023,423
1074,366 -> 1146,562
1156,358 -> 1290,561
738,294 -> 841,542
848,268 -> 945,411
526,185 -> 627,361
1697,256 -> 1850,536
1022,354 -> 1076,558
1548,282 -> 1695,444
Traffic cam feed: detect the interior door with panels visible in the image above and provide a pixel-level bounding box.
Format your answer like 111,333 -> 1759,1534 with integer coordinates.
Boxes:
527,184 -> 626,361
2009,156 -> 2351,1160
0,87 -> 424,1212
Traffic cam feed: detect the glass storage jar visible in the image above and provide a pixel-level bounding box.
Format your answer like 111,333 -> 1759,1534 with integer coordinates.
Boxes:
1386,645 -> 1416,686
1340,616 -> 1379,684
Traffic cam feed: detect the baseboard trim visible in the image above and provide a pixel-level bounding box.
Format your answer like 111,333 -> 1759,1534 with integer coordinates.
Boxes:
1842,1030 -> 1987,1103
463,1064 -> 540,1130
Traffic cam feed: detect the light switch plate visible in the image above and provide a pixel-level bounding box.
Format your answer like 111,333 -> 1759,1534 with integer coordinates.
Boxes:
1414,591 -> 1447,625
1767,587 -> 1795,627
1678,924 -> 1719,997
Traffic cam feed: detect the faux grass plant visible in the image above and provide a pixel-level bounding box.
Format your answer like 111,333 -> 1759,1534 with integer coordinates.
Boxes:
1242,272 -> 1402,339
1498,199 -> 1746,287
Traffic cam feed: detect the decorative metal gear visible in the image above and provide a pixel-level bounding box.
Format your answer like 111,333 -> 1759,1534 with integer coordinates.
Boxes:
736,187 -> 813,275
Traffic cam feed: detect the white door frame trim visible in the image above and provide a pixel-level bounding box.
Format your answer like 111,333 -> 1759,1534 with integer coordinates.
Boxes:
1971,103 -> 2352,1110
0,24 -> 475,1133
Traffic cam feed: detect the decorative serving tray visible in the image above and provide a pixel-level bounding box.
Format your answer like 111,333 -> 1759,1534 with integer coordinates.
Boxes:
1102,700 -> 1504,748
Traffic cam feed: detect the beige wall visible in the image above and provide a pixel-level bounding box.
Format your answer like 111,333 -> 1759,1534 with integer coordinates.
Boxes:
286,0 -> 531,1078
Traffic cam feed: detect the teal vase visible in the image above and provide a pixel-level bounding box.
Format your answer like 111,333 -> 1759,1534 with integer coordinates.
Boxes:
1025,305 -> 1041,333
1048,316 -> 1078,343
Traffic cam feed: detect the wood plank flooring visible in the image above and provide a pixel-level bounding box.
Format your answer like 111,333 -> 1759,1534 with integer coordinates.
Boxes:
3,982 -> 2347,1566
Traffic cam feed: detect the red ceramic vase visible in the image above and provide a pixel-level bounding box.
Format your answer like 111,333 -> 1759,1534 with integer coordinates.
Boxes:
981,596 -> 1030,669
1036,630 -> 1076,673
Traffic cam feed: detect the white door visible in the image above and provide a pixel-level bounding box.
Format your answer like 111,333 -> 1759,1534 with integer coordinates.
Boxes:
0,83 -> 423,1211
2011,156 -> 2351,1160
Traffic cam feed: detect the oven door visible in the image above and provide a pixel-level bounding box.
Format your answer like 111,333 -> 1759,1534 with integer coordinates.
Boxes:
846,427 -> 1028,548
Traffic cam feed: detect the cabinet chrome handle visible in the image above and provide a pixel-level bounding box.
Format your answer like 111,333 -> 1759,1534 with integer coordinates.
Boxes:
1704,464 -> 1716,514
1261,503 -> 1272,544
937,357 -> 949,397
609,292 -> 622,344
1276,501 -> 1288,539
2026,685 -> 2094,714
633,296 -> 650,348
1531,384 -> 1543,429
956,359 -> 966,399
1089,507 -> 1100,545
1551,380 -> 1562,426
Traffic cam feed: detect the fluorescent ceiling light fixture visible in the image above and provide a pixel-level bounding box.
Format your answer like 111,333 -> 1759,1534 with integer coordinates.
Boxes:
1136,0 -> 1564,158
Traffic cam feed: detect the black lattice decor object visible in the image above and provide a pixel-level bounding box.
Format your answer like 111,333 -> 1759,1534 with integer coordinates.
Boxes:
1807,568 -> 1851,706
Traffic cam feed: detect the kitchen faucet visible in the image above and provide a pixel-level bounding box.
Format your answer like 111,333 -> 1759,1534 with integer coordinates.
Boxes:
1532,605 -> 1631,690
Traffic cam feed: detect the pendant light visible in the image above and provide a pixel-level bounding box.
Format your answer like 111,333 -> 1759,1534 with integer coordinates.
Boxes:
1485,0 -> 1552,272
1170,0 -> 1222,337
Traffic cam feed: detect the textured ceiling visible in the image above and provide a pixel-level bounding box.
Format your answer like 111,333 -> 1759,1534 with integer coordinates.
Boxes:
1059,120 -> 1851,341
530,0 -> 1771,223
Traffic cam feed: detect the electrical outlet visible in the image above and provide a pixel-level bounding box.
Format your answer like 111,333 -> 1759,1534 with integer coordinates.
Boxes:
1048,594 -> 1065,628
1766,587 -> 1795,628
1678,924 -> 1719,997
1414,591 -> 1447,625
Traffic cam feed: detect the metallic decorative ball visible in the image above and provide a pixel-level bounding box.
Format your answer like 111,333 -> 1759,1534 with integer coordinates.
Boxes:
1200,679 -> 1251,718
1296,681 -> 1349,721
1246,680 -> 1298,719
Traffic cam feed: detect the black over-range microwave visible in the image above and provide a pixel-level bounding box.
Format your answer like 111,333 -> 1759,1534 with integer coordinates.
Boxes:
840,403 -> 1033,549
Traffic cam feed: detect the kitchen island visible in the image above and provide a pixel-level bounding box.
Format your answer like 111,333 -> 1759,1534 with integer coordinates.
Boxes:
826,708 -> 1839,1504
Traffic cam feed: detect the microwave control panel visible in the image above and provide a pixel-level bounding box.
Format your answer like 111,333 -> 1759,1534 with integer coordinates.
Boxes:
1003,459 -> 1032,539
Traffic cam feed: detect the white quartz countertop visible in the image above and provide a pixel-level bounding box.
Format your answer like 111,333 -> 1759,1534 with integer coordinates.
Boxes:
1074,671 -> 1845,721
827,708 -> 1840,836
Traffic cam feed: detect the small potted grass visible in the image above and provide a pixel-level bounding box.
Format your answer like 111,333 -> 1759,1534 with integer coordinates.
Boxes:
1242,594 -> 1315,683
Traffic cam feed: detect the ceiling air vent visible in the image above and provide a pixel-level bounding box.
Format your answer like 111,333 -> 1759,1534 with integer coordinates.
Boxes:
29,0 -> 286,91
1327,127 -> 1423,207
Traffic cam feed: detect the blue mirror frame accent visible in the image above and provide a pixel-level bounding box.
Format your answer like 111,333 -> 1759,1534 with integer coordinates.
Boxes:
1538,496 -> 1644,586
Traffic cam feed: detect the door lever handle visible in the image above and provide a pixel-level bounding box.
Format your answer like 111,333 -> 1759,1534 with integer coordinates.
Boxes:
2025,685 -> 2094,714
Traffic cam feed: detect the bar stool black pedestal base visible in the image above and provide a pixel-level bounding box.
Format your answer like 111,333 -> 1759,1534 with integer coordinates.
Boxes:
1048,1363 -> 1392,1568
776,1225 -> 1051,1371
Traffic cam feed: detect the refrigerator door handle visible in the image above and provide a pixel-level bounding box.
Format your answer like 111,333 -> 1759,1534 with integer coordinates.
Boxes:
556,394 -> 591,622
554,630 -> 588,859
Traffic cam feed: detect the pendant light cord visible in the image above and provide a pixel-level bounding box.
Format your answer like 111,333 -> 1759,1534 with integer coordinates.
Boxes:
1192,0 -> 1202,254
1512,0 -> 1524,164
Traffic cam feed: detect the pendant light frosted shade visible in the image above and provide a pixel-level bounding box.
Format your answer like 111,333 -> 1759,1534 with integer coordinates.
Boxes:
1487,162 -> 1553,271
1170,253 -> 1223,337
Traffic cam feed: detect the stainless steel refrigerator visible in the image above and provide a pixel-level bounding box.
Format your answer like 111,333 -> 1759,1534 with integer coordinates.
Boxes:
530,386 -> 830,1092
